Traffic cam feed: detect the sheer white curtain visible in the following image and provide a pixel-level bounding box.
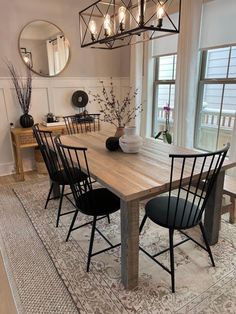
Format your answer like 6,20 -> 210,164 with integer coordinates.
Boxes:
46,40 -> 55,75
57,35 -> 69,72
173,0 -> 203,147
46,36 -> 69,76
129,39 -> 144,135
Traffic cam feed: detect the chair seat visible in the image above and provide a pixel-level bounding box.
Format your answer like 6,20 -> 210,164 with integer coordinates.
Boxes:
145,196 -> 201,229
77,188 -> 120,216
52,168 -> 88,185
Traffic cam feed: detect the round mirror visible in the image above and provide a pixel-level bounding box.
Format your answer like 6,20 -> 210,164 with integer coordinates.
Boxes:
19,20 -> 70,77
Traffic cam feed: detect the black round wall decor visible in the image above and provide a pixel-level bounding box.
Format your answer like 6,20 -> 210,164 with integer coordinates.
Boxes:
72,90 -> 89,108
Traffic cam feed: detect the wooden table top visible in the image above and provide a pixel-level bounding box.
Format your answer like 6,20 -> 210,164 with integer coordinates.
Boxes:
60,128 -> 236,202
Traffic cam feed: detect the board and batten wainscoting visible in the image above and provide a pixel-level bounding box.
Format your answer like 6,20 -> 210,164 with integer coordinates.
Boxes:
0,77 -> 130,177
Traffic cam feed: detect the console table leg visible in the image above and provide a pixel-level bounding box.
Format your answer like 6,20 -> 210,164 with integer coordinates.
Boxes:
14,145 -> 24,181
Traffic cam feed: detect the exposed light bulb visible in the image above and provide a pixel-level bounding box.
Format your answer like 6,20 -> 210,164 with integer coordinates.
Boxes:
89,20 -> 97,41
89,20 -> 97,35
104,14 -> 111,37
118,6 -> 126,31
157,6 -> 164,19
157,5 -> 165,28
23,56 -> 30,64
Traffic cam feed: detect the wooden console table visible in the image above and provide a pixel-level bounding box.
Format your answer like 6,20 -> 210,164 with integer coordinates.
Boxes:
10,125 -> 67,181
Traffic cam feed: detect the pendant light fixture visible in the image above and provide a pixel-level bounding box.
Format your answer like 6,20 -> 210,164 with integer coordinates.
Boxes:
79,0 -> 181,49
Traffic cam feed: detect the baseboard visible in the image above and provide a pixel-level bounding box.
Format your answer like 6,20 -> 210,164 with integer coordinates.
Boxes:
0,161 -> 36,177
0,163 -> 15,177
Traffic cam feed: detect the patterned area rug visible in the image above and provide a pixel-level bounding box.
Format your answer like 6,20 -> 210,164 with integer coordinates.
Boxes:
8,180 -> 236,313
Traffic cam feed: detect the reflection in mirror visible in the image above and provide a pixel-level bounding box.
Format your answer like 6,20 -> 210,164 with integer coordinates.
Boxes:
19,20 -> 70,77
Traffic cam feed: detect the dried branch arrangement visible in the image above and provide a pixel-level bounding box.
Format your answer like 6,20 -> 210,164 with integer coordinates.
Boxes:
6,62 -> 32,114
90,80 -> 143,128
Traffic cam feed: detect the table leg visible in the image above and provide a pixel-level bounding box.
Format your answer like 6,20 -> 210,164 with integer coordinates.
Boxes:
204,170 -> 225,245
120,199 -> 139,289
52,181 -> 60,198
229,196 -> 236,224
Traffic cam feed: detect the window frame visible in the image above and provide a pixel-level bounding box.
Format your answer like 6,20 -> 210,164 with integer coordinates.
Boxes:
152,53 -> 177,137
194,44 -> 236,152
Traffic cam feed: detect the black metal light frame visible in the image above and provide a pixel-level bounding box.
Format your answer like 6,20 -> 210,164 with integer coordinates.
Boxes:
79,0 -> 181,49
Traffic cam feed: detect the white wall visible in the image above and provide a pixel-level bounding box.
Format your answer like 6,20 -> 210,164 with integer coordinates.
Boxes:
0,0 -> 130,78
0,0 -> 131,176
0,77 -> 129,176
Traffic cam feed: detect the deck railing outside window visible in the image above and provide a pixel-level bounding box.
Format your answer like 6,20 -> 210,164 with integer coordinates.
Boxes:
195,46 -> 236,151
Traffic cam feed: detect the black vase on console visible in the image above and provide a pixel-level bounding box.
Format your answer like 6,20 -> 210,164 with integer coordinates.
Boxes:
20,113 -> 34,128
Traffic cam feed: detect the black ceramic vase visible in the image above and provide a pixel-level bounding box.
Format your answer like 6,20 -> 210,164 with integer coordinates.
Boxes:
105,137 -> 120,151
20,113 -> 34,128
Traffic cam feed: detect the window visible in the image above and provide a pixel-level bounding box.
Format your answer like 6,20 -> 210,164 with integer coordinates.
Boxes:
195,46 -> 236,151
152,54 -> 177,137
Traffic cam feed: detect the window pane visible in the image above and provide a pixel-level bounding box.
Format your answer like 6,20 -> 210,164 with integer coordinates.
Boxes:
205,47 -> 230,79
217,84 -> 236,149
229,47 -> 236,78
153,54 -> 176,138
157,84 -> 170,107
222,84 -> 236,110
202,84 -> 223,109
170,85 -> 175,108
158,55 -> 175,80
195,46 -> 236,152
196,84 -> 223,151
153,84 -> 174,136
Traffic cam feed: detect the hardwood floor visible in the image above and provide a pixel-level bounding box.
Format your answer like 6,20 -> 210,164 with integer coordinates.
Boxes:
0,170 -> 45,186
0,253 -> 17,314
0,171 -> 46,314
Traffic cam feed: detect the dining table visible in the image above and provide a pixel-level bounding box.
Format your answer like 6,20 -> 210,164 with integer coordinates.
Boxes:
58,127 -> 236,290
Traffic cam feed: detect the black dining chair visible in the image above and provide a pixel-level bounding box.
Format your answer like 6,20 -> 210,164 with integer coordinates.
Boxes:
63,113 -> 100,135
139,144 -> 229,293
55,135 -> 120,272
32,124 -> 88,227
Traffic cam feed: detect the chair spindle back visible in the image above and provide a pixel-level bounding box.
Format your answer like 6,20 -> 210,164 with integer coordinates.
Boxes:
54,135 -> 93,206
63,114 -> 100,135
166,144 -> 230,229
32,124 -> 62,180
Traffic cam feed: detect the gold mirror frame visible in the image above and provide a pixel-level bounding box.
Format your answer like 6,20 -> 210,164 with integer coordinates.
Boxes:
18,20 -> 70,77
